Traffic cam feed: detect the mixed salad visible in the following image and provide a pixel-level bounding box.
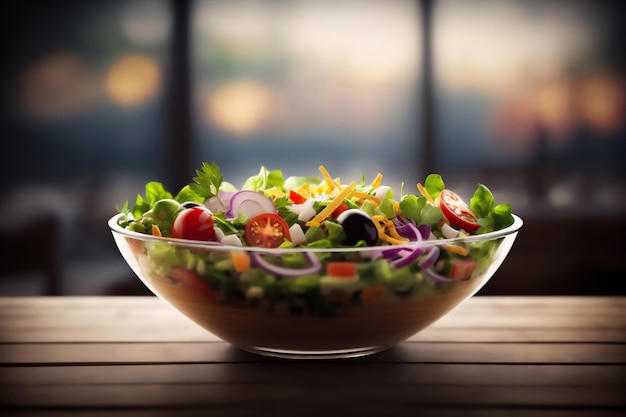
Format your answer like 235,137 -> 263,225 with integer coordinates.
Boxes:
116,162 -> 514,316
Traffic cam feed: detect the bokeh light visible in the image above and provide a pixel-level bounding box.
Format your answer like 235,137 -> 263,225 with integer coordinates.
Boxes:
105,54 -> 161,107
20,52 -> 100,120
205,79 -> 274,136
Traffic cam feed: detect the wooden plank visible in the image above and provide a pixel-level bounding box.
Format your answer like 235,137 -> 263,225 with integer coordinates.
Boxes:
2,296 -> 624,318
2,297 -> 625,344
0,383 -> 624,408
2,363 -> 625,386
1,409 -> 625,417
1,341 -> 624,365
2,326 -> 625,343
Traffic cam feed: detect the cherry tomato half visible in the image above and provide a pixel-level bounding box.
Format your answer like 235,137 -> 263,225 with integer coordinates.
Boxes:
172,206 -> 216,241
439,189 -> 480,233
244,213 -> 291,248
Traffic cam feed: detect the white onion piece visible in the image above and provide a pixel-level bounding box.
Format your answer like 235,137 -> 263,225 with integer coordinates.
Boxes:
226,190 -> 276,219
441,223 -> 459,239
220,234 -> 242,246
250,252 -> 322,278
374,185 -> 391,200
297,198 -> 316,222
289,224 -> 307,246
214,227 -> 226,242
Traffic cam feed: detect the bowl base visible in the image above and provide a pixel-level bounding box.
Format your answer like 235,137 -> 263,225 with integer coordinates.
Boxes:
240,345 -> 389,360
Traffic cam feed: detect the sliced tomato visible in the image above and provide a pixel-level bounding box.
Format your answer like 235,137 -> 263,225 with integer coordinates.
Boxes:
244,213 -> 291,248
448,259 -> 477,279
172,206 -> 216,241
169,267 -> 214,298
327,262 -> 357,278
439,189 -> 480,233
289,190 -> 307,204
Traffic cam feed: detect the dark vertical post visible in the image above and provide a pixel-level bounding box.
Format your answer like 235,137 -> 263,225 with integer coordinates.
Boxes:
420,0 -> 436,178
165,0 -> 192,191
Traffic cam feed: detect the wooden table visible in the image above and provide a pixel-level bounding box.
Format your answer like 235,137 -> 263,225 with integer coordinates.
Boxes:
1,296 -> 624,416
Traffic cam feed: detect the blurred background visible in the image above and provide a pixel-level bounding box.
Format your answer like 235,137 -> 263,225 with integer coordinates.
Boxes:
0,0 -> 624,296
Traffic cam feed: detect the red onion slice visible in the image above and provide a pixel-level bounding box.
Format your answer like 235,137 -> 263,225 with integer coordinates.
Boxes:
389,246 -> 425,268
383,221 -> 426,269
250,252 -> 322,278
418,246 -> 440,269
423,266 -> 461,284
206,191 -> 235,213
226,190 -> 277,219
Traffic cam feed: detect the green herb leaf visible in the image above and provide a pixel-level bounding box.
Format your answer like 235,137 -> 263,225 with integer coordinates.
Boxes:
420,203 -> 443,225
190,161 -> 223,199
399,195 -> 442,226
492,203 -> 514,230
242,166 -> 285,191
399,195 -> 422,222
470,184 -> 494,219
471,184 -> 513,233
174,185 -> 204,204
424,174 -> 445,200
132,182 -> 172,219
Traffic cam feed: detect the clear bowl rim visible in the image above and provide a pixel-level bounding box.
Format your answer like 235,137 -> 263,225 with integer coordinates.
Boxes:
109,213 -> 522,254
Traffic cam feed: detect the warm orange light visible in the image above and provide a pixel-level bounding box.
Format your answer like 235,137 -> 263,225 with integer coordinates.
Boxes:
20,52 -> 99,119
205,80 -> 273,136
532,81 -> 574,139
488,99 -> 537,152
576,76 -> 624,132
106,54 -> 160,107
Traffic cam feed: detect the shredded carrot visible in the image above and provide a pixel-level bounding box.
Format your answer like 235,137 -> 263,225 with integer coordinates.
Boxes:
306,182 -> 357,227
231,251 -> 251,272
417,183 -> 435,204
370,173 -> 383,188
445,244 -> 469,257
151,224 -> 162,237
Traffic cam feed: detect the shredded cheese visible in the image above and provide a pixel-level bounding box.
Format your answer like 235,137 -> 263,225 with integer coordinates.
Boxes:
372,216 -> 409,245
371,173 -> 383,188
393,201 -> 401,216
306,182 -> 357,227
264,188 -> 285,199
318,165 -> 336,191
417,183 -> 435,204
351,190 -> 380,206
151,224 -> 162,237
445,244 -> 469,257
296,183 -> 311,198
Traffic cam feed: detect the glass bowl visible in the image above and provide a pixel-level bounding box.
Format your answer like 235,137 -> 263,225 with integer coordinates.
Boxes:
109,213 -> 522,359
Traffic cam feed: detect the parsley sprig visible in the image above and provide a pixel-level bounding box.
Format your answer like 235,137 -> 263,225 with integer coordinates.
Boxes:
190,161 -> 223,199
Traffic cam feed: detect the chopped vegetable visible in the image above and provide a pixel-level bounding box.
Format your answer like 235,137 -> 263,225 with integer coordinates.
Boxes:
115,161 -> 517,317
